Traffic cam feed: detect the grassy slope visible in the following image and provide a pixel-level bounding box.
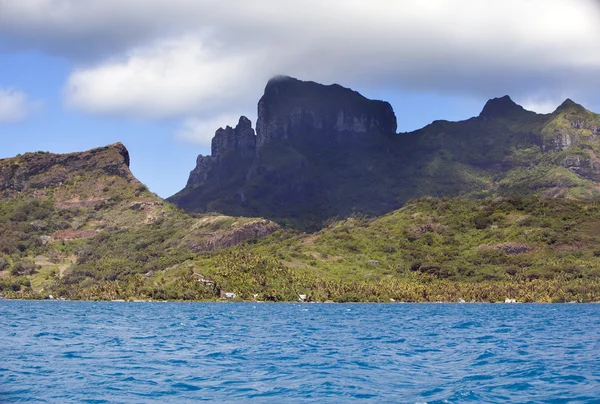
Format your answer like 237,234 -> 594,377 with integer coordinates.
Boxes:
0,148 -> 276,300
176,196 -> 599,303
5,195 -> 597,303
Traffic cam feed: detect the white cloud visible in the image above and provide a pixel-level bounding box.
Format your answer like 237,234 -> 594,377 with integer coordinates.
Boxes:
520,99 -> 564,114
176,113 -> 253,145
65,36 -> 266,118
0,89 -> 31,123
2,0 -> 600,136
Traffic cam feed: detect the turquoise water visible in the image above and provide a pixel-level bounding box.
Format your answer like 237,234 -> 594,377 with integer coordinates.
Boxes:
1,302 -> 599,403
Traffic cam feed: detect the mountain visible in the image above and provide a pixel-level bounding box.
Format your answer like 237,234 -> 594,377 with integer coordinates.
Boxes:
170,76 -> 600,230
169,76 -> 399,229
2,141 -> 600,303
3,79 -> 600,302
0,143 -> 277,298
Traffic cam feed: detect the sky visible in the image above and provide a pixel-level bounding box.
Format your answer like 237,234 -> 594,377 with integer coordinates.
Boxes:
1,0 -> 600,197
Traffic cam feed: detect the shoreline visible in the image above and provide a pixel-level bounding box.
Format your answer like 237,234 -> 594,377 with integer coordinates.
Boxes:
1,298 -> 598,304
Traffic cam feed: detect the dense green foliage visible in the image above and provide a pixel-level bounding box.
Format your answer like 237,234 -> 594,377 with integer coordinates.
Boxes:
3,193 -> 600,302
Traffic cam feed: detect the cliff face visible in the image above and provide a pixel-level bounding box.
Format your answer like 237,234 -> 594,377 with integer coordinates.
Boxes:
185,76 -> 396,188
171,76 -> 600,230
169,76 -> 399,227
255,76 -> 396,150
0,142 -> 137,193
187,117 -> 256,187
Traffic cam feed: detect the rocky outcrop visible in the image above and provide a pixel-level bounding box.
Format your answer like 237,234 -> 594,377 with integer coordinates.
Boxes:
213,116 -> 256,160
255,76 -> 397,150
187,155 -> 215,187
560,152 -> 600,182
479,95 -> 531,119
544,131 -> 577,152
186,219 -> 279,252
170,76 -> 400,226
562,155 -> 586,170
0,143 -> 137,192
186,116 -> 256,188
182,76 -> 397,192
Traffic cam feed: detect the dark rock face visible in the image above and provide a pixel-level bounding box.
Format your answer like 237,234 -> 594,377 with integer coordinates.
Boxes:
170,76 -> 399,228
0,143 -> 137,192
212,116 -> 256,161
184,77 -> 396,189
255,76 -> 396,150
245,76 -> 397,215
479,95 -> 529,119
186,116 -> 256,188
187,155 -> 214,187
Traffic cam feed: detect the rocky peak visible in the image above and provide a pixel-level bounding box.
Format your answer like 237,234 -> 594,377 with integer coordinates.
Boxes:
550,99 -> 597,129
186,117 -> 256,188
0,142 -> 137,192
540,99 -> 600,152
552,99 -> 597,126
109,142 -> 131,167
211,116 -> 256,160
554,98 -> 588,115
479,95 -> 528,119
256,75 -> 397,149
173,76 -> 400,212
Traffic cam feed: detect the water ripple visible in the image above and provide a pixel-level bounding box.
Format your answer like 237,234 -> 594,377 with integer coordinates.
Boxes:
1,302 -> 599,402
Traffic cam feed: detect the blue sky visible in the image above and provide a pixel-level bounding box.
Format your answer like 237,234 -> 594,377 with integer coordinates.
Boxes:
0,51 -> 202,197
1,1 -> 599,197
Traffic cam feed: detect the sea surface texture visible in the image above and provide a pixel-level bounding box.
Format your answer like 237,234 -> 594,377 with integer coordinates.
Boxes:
1,302 -> 599,403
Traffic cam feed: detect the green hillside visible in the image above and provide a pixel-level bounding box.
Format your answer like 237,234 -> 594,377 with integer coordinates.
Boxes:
0,144 -> 277,300
177,196 -> 600,303
5,192 -> 600,303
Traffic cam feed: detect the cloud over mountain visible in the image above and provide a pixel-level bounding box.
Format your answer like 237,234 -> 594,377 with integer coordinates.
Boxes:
1,0 -> 599,143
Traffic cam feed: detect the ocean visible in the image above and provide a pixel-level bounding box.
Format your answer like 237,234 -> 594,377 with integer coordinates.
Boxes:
1,301 -> 599,403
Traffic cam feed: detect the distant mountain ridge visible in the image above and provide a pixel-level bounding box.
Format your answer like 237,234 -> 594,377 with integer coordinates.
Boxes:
170,75 -> 600,230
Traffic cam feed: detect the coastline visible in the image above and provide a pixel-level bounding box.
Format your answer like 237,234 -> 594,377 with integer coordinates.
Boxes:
1,298 -> 598,304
